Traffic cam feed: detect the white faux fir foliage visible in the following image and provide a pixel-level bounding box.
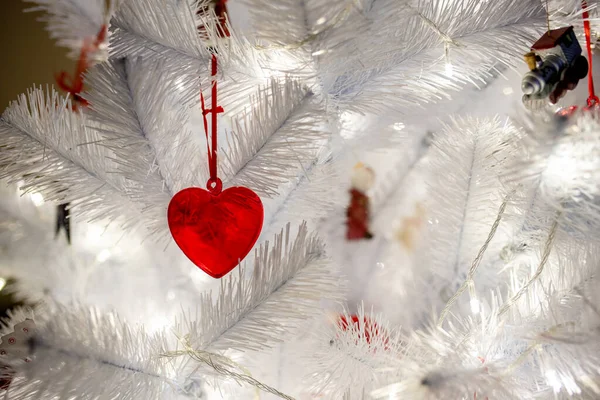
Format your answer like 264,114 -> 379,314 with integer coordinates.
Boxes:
25,0 -> 113,56
0,88 -> 145,230
4,303 -> 174,400
3,0 -> 600,399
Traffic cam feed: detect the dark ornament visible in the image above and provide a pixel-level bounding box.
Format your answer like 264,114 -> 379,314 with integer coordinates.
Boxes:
522,26 -> 589,109
55,203 -> 71,244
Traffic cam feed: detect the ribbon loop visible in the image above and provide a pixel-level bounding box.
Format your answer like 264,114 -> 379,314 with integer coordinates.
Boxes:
206,177 -> 223,194
200,54 -> 224,185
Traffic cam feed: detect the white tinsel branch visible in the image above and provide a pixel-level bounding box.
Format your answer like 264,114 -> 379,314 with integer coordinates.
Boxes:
373,238 -> 600,399
224,81 -> 328,198
0,87 -> 145,231
317,0 -> 545,113
303,304 -> 403,399
179,222 -> 343,353
24,0 -> 113,57
5,303 -> 178,399
84,58 -> 204,238
415,117 -> 519,324
505,111 -> 600,240
110,0 -> 207,63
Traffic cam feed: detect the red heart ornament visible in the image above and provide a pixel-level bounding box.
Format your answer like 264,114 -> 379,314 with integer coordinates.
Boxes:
167,186 -> 264,278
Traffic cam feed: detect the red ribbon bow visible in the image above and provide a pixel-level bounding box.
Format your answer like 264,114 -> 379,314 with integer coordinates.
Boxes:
55,25 -> 107,110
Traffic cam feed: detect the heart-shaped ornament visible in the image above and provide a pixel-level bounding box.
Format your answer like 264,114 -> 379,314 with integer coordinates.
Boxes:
168,185 -> 264,278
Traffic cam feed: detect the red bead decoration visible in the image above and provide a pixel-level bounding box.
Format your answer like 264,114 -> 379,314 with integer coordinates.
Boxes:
168,185 -> 264,278
338,314 -> 389,349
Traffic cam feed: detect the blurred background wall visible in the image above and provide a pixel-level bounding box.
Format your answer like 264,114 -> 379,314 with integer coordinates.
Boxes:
0,2 -> 73,109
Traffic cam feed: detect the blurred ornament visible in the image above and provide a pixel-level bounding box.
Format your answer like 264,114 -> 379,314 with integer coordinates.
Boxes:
527,3 -> 600,116
0,319 -> 36,363
521,26 -> 588,110
0,318 -> 36,391
55,203 -> 71,245
337,314 -> 389,349
395,203 -> 426,250
346,163 -> 374,240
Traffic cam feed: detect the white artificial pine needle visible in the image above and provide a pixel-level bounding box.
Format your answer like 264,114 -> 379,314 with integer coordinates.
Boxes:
110,0 -> 207,63
5,303 -> 177,399
4,0 -> 600,399
223,80 -> 328,197
247,0 -> 546,113
0,87 -> 146,232
179,223 -> 343,353
24,0 -> 111,57
414,117 -> 520,316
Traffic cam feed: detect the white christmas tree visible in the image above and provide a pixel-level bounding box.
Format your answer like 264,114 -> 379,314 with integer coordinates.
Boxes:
2,0 -> 600,399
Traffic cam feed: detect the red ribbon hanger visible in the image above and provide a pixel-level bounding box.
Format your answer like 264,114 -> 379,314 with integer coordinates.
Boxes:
582,1 -> 599,108
200,54 -> 225,193
55,25 -> 107,110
